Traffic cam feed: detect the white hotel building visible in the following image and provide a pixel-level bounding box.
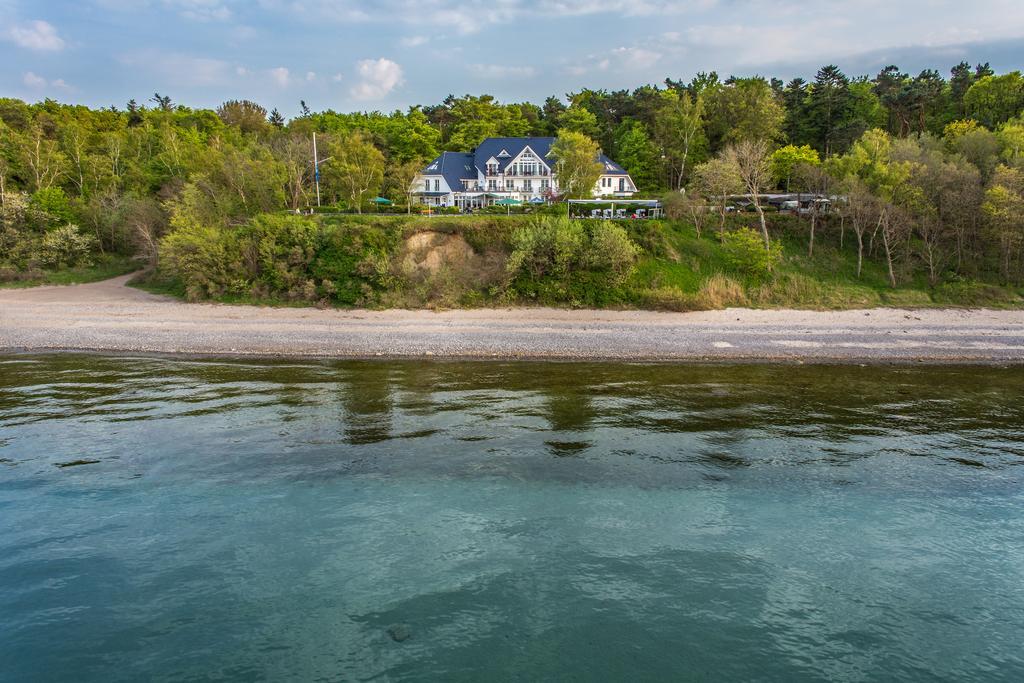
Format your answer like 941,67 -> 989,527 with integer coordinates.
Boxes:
415,137 -> 637,209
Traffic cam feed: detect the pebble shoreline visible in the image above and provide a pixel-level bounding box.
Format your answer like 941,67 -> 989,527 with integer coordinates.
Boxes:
2,275 -> 1023,363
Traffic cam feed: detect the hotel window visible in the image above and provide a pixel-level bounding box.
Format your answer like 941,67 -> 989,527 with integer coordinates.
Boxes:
619,178 -> 625,192
424,179 -> 430,191
524,179 -> 532,191
434,179 -> 440,191
505,178 -> 514,189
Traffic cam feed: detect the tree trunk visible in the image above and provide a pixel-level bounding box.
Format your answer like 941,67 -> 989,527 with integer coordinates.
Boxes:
754,200 -> 769,251
808,211 -> 817,258
856,230 -> 864,278
881,212 -> 897,288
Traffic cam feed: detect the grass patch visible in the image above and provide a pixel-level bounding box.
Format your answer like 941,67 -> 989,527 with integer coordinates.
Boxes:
0,255 -> 139,289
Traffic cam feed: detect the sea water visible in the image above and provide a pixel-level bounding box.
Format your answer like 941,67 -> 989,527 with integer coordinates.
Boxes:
1,356 -> 1022,681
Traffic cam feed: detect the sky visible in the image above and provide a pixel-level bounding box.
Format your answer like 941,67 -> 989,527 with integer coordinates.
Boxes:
2,0 -> 1023,117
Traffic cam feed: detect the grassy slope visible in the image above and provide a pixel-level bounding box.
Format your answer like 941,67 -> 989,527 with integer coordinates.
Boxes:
132,213 -> 1023,310
0,255 -> 140,289
625,218 -> 1024,310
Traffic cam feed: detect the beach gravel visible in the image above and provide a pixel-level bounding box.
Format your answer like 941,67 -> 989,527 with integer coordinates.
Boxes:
1,274 -> 1023,363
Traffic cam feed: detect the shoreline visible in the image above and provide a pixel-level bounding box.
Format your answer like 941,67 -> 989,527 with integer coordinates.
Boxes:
1,275 -> 1023,364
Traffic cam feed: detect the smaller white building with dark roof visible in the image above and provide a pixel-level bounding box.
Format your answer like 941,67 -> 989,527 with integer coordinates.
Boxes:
415,137 -> 636,209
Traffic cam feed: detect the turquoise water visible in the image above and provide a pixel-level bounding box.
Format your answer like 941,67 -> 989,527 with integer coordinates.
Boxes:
1,356 -> 1023,681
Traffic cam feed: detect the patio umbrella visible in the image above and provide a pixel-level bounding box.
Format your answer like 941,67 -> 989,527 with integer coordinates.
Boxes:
371,196 -> 392,212
495,198 -> 521,215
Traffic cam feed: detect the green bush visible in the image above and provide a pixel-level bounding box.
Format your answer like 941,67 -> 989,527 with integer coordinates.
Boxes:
29,187 -> 76,228
722,227 -> 782,277
37,225 -> 96,269
159,223 -> 241,300
238,214 -> 319,296
507,216 -> 585,280
588,221 -> 640,281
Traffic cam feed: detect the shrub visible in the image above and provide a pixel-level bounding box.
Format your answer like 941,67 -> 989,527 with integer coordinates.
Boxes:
238,214 -> 319,296
159,223 -> 241,300
587,221 -> 640,280
37,224 -> 96,269
721,227 -> 782,277
506,216 -> 585,280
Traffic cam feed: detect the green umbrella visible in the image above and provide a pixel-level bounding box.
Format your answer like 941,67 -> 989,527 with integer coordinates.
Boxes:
372,196 -> 393,204
494,197 -> 521,214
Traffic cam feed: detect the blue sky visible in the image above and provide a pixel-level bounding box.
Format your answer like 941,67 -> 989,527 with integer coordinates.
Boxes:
2,0 -> 1023,116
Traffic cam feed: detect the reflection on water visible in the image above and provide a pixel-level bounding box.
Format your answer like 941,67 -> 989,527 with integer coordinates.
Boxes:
1,355 -> 1023,681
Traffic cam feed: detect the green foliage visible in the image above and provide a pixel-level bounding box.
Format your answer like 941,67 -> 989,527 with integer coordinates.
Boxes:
964,72 -> 1024,129
549,131 -> 603,198
2,57 -> 1024,298
614,119 -> 662,191
505,217 -> 640,306
37,224 -> 96,269
722,227 -> 783,277
29,187 -> 75,227
770,144 -> 820,189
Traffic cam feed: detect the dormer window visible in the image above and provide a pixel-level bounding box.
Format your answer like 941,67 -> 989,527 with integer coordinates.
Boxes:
497,149 -> 511,158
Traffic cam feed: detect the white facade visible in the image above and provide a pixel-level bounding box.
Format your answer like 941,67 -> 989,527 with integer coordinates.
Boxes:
414,138 -> 636,209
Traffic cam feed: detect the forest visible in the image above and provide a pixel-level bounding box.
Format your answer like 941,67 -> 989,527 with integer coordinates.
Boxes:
1,61 -> 1024,308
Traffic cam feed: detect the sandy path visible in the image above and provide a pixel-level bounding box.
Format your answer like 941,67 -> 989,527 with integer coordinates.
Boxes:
1,274 -> 1023,362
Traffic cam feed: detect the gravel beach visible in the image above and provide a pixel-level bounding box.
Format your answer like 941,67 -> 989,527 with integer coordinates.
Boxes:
2,274 -> 1023,362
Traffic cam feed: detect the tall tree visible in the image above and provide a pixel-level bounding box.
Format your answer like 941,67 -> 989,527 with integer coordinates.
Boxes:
964,72 -> 1024,129
652,89 -> 706,190
548,130 -> 603,199
723,139 -> 774,250
613,119 -> 661,192
692,157 -> 742,241
809,65 -> 852,155
706,77 -> 785,149
323,131 -> 385,213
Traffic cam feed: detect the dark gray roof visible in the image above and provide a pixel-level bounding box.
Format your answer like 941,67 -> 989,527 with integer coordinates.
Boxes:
422,151 -> 476,190
474,137 -> 556,174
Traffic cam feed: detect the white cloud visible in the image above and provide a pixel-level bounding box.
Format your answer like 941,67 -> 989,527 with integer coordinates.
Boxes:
119,51 -> 232,87
400,35 -> 429,48
349,58 -> 403,100
23,71 -> 46,88
22,71 -> 71,90
332,72 -> 344,82
163,0 -> 231,21
6,19 -> 65,51
257,0 -> 700,34
611,46 -> 661,70
269,66 -> 290,87
305,71 -> 316,81
470,64 -> 536,79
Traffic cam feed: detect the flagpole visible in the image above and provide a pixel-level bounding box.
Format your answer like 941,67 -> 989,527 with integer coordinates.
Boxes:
313,132 -> 321,208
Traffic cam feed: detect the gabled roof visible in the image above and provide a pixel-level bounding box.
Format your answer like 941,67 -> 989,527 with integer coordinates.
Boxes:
473,137 -> 556,174
422,151 -> 477,189
598,155 -> 629,176
421,138 -> 634,184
